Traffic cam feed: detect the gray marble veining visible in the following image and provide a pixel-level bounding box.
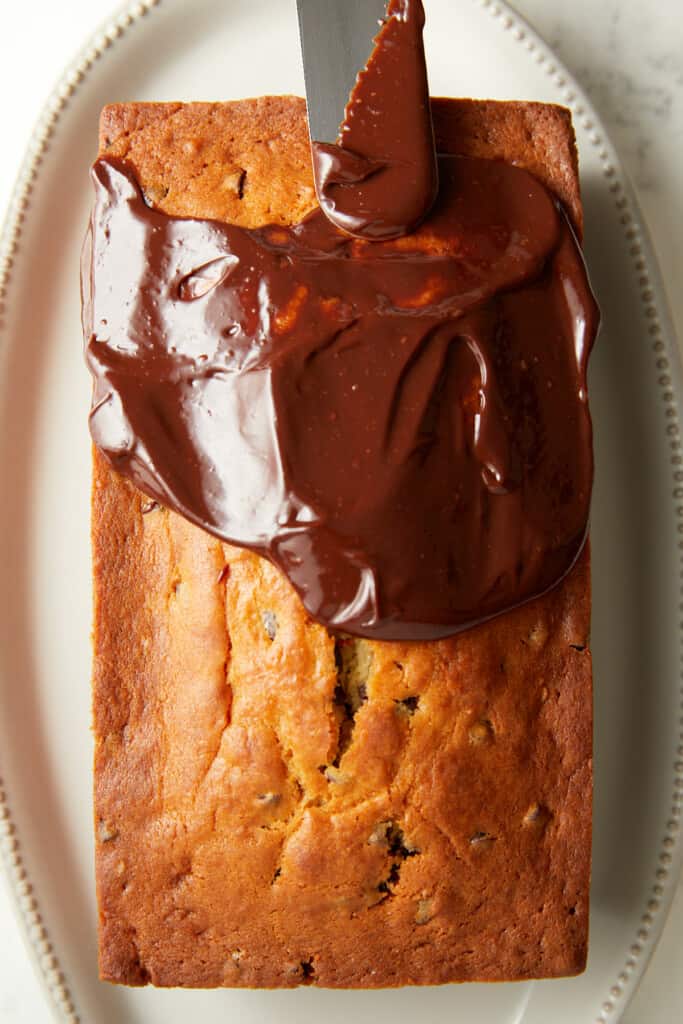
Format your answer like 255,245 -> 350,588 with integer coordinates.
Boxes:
515,0 -> 683,354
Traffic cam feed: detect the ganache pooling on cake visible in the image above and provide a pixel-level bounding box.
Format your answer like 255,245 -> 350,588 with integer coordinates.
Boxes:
82,0 -> 599,640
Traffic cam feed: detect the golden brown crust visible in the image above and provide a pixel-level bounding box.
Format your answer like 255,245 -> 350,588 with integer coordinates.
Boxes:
98,96 -> 582,232
92,98 -> 592,988
430,98 -> 583,236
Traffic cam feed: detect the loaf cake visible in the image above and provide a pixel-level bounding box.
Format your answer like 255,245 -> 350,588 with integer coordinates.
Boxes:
91,97 -> 592,987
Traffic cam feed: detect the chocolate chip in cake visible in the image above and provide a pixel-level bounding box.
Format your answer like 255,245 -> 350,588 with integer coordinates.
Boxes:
386,822 -> 419,859
394,695 -> 420,716
300,958 -> 315,984
331,637 -> 372,765
371,821 -> 420,900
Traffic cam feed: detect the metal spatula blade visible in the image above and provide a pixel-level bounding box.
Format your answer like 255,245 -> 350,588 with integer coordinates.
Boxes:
296,0 -> 388,144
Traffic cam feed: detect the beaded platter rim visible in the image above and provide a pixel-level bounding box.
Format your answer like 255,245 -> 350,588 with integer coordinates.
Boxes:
0,0 -> 680,1022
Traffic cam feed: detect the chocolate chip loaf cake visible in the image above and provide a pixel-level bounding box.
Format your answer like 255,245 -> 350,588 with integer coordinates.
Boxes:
91,97 -> 592,988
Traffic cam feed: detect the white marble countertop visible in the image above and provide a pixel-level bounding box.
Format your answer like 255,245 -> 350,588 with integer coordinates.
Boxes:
0,1 -> 681,1021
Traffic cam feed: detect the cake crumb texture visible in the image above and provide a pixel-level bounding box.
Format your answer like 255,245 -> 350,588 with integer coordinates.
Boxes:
92,97 -> 592,988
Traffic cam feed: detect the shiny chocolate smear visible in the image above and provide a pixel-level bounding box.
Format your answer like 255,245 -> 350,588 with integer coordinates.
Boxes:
311,0 -> 438,239
84,154 -> 598,640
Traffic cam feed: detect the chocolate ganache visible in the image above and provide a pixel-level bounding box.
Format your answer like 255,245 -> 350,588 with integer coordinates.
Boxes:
311,0 -> 438,240
83,149 -> 598,640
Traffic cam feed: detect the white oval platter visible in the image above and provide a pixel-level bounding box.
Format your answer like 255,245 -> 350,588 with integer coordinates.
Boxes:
0,0 -> 681,1022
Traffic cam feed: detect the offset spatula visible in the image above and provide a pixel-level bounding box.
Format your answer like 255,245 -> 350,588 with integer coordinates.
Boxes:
296,0 -> 438,238
296,0 -> 388,145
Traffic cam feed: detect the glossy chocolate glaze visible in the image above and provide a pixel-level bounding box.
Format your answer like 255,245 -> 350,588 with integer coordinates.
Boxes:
311,0 -> 438,239
84,154 -> 598,639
